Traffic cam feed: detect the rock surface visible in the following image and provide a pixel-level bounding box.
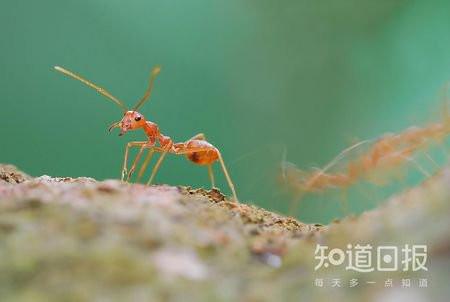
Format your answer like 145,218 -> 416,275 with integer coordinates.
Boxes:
0,164 -> 448,301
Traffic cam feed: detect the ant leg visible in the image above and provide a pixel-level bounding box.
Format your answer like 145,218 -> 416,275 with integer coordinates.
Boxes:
128,144 -> 153,181
421,151 -> 440,169
121,142 -> 148,181
136,148 -> 159,182
214,151 -> 237,201
147,144 -> 172,185
402,156 -> 431,177
208,164 -> 215,188
188,133 -> 206,141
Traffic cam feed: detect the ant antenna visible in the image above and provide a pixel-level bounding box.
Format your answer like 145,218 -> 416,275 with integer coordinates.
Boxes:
132,66 -> 161,112
54,66 -> 127,112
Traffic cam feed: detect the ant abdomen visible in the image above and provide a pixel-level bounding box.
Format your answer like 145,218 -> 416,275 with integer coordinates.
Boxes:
185,140 -> 219,165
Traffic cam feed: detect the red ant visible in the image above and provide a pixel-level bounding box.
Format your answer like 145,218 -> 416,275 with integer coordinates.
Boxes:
54,66 -> 238,201
282,110 -> 449,195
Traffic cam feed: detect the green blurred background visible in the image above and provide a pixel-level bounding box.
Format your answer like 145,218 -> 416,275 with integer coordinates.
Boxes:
1,0 -> 449,223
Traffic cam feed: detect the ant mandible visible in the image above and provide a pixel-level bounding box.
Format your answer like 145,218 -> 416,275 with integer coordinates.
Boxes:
54,65 -> 238,201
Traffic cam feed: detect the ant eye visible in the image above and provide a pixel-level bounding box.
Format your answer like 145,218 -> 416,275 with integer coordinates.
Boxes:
135,116 -> 141,121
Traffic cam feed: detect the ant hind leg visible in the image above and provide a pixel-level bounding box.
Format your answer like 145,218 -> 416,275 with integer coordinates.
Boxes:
208,164 -> 215,188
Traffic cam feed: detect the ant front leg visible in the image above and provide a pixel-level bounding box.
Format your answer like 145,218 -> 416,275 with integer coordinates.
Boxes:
121,141 -> 148,181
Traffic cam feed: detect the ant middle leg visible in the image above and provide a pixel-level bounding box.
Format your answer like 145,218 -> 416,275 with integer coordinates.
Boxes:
136,148 -> 159,182
132,145 -> 169,183
127,143 -> 155,181
121,141 -> 148,181
147,144 -> 172,185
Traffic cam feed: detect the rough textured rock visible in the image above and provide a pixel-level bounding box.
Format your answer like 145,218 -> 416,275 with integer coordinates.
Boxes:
0,164 -> 32,184
0,164 -> 448,302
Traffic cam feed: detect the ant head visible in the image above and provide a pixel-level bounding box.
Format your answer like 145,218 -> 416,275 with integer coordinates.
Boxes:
54,65 -> 160,136
109,111 -> 146,136
107,66 -> 161,137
